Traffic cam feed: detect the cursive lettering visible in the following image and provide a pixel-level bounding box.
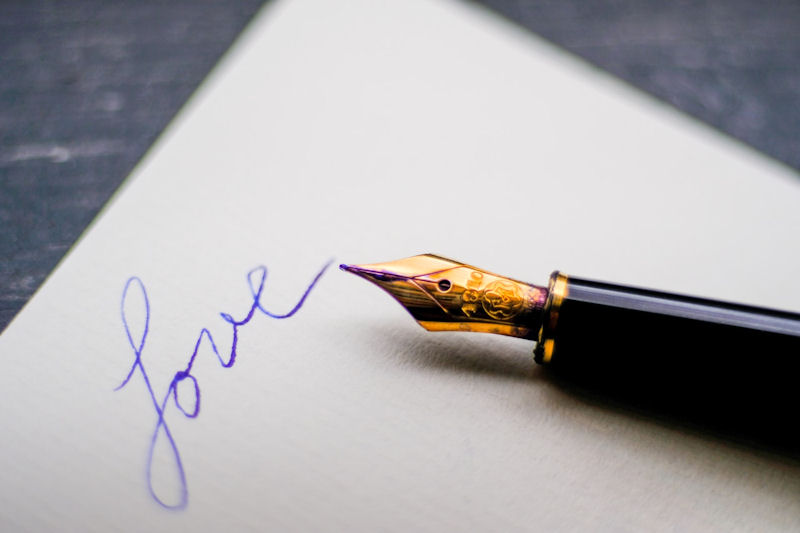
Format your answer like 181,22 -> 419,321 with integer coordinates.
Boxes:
117,262 -> 331,509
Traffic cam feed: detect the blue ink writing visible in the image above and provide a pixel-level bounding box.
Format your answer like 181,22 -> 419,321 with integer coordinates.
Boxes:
117,262 -> 331,509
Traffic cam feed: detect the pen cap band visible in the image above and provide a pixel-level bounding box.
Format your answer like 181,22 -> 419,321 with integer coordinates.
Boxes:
534,271 -> 568,364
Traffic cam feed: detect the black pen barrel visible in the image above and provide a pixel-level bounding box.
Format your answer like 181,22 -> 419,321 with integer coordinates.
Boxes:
535,273 -> 800,446
536,273 -> 800,369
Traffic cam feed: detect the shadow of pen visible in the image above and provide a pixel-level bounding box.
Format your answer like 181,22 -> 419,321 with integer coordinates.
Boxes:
543,350 -> 800,459
381,325 -> 800,461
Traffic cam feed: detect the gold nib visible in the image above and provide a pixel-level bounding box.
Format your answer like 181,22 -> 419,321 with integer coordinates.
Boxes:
340,254 -> 547,339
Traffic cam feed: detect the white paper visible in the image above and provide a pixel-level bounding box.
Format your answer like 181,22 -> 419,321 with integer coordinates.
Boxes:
2,0 -> 800,530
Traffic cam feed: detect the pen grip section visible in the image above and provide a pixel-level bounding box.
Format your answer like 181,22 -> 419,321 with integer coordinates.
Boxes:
535,274 -> 800,447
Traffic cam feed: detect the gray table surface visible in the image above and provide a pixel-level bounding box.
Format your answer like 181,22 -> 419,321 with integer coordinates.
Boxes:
1,0 -> 799,333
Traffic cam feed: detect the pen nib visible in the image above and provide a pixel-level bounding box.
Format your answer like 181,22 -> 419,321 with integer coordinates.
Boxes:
340,254 -> 547,339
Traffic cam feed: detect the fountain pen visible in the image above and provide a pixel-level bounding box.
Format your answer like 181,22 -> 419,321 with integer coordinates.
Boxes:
340,254 -> 800,371
342,255 -> 800,446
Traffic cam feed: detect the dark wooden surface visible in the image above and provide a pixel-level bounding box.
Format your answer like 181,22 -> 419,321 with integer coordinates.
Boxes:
0,1 -> 266,331
478,0 -> 800,171
1,0 -> 799,333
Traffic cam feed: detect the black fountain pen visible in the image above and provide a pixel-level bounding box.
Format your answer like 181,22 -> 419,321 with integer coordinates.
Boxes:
342,255 -> 800,446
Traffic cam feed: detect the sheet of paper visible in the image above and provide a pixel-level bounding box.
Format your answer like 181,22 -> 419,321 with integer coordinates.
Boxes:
2,0 -> 800,530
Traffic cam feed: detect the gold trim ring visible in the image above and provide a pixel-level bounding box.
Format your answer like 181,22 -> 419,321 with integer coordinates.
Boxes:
536,272 -> 569,364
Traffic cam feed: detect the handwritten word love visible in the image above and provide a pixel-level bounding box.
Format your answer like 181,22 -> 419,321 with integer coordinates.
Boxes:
117,262 -> 330,509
